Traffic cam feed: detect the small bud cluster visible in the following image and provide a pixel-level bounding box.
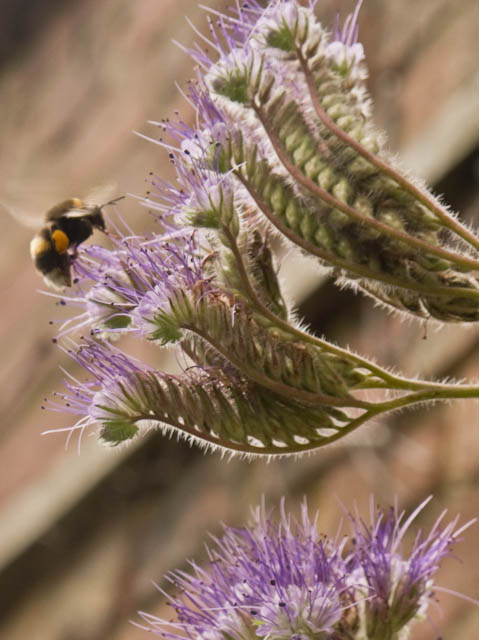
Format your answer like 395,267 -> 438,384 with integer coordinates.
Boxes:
136,497 -> 475,640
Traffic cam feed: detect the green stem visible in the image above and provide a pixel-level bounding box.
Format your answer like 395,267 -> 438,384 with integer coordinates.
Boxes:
252,104 -> 479,272
133,378 -> 477,456
221,226 -> 479,398
372,385 -> 479,413
297,48 -> 479,253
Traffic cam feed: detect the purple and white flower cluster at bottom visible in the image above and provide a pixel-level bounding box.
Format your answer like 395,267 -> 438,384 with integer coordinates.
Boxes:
135,496 -> 475,639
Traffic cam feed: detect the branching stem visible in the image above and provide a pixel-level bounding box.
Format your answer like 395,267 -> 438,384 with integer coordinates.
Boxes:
132,376 -> 477,456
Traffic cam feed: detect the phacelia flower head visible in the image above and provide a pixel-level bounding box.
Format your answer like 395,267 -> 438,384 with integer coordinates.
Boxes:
138,499 -> 346,639
56,218 -> 214,343
160,0 -> 479,323
44,0 -> 479,457
346,496 -> 476,638
136,497 -> 476,640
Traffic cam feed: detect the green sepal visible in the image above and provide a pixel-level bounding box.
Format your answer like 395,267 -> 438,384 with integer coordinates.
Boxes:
150,310 -> 183,345
104,315 -> 132,330
188,208 -> 221,229
266,24 -> 296,52
99,418 -> 139,445
248,231 -> 289,320
213,72 -> 249,104
94,367 -> 353,454
163,287 -> 370,401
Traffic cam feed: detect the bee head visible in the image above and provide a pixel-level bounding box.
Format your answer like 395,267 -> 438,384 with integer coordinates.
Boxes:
88,208 -> 106,231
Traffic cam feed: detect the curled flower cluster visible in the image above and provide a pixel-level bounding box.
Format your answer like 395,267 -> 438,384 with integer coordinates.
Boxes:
45,0 -> 479,455
165,0 -> 479,322
136,496 -> 475,639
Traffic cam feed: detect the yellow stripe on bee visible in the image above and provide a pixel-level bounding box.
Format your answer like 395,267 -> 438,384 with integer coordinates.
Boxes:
52,229 -> 70,254
71,198 -> 83,208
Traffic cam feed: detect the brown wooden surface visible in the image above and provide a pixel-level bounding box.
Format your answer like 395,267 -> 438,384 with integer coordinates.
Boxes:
0,1 -> 477,638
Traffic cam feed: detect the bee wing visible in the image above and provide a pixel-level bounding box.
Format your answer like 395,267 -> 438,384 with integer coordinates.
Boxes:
45,198 -> 90,221
0,200 -> 42,229
83,182 -> 118,207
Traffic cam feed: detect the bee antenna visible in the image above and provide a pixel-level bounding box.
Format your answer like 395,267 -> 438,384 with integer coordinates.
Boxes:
101,195 -> 126,208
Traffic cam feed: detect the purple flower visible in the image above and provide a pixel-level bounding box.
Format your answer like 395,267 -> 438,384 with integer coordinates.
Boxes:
333,0 -> 363,46
346,496 -> 475,637
136,497 -> 476,639
328,0 -> 366,80
50,0 -> 371,346
138,500 -> 345,639
44,340 -> 153,446
54,219 -> 213,341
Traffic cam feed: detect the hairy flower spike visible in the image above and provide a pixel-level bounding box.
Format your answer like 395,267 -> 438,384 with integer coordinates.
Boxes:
45,0 -> 479,455
48,339 -> 355,453
190,0 -> 479,322
136,497 -> 476,639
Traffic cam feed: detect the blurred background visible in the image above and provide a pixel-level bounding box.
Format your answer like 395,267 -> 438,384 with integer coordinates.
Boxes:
0,0 -> 477,638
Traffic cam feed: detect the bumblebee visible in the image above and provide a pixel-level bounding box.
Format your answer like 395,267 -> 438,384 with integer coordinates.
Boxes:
29,196 -> 124,289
